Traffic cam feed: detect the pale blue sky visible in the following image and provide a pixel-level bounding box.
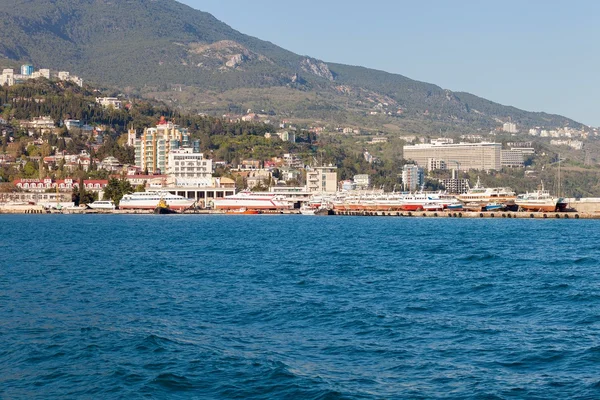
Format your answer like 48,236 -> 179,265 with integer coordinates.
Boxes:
179,0 -> 599,126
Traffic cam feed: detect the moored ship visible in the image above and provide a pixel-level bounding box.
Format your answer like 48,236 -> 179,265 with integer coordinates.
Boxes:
119,191 -> 196,211
456,177 -> 516,205
515,182 -> 568,212
212,191 -> 293,211
88,200 -> 116,210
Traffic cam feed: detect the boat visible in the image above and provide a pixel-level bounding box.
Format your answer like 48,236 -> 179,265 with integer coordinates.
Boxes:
213,191 -> 293,211
154,198 -> 178,214
62,204 -> 88,214
399,192 -> 461,211
456,177 -> 516,207
446,203 -> 464,211
88,200 -> 116,210
226,207 -> 261,215
515,181 -> 568,212
329,190 -> 460,212
299,205 -> 316,215
300,204 -> 331,215
422,202 -> 444,211
119,191 -> 196,211
484,203 -> 504,211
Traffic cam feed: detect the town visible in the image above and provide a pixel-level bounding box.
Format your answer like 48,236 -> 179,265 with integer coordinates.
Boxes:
1,65 -> 600,217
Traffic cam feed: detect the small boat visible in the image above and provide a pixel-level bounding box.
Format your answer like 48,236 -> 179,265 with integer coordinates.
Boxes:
423,202 -> 444,211
88,200 -> 116,210
299,205 -> 316,215
484,203 -> 504,211
446,203 -> 464,211
226,207 -> 261,215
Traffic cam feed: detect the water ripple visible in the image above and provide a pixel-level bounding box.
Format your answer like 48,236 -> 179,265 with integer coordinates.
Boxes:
1,216 -> 600,398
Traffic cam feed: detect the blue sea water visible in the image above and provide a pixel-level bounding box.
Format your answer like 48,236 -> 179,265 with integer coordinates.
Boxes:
1,215 -> 600,399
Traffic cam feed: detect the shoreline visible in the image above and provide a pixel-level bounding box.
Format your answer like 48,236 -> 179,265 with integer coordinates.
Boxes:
0,208 -> 598,219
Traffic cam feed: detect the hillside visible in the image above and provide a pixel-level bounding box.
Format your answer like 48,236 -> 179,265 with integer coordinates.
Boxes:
0,0 -> 583,133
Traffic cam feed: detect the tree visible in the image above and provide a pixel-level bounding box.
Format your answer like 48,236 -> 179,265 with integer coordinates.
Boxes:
103,177 -> 133,206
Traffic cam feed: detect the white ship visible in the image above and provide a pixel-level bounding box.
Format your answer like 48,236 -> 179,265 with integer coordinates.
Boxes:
88,200 -> 116,210
515,182 -> 567,212
213,191 -> 293,211
456,177 -> 516,204
119,191 -> 196,211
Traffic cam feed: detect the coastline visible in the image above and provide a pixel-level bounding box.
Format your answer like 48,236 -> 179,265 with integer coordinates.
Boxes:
1,207 -> 598,219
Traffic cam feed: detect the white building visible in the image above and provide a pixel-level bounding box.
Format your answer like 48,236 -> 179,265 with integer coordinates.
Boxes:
31,69 -> 50,80
64,119 -> 82,131
353,174 -> 370,189
276,131 -> 296,143
1,67 -> 80,86
0,69 -> 15,86
96,97 -> 123,110
167,147 -> 213,186
503,122 -> 518,133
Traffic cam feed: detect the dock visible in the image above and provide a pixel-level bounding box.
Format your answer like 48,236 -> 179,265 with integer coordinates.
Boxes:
332,210 -> 597,219
1,205 -> 600,219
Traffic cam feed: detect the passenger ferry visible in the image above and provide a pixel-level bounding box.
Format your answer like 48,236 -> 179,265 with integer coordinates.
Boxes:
515,182 -> 567,212
456,177 -> 516,204
212,191 -> 293,211
119,191 -> 196,211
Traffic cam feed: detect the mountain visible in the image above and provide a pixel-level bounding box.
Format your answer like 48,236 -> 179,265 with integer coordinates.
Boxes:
0,0 -> 582,134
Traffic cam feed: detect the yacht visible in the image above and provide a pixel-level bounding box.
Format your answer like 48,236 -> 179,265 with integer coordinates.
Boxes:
88,200 -> 116,210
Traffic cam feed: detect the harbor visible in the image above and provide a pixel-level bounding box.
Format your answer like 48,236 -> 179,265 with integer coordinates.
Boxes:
2,202 -> 600,219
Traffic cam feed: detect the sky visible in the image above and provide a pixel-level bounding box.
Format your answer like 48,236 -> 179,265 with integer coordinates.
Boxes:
178,0 -> 599,126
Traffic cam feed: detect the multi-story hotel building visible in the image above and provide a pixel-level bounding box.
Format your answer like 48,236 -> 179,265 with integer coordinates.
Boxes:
403,141 -> 502,171
134,119 -> 190,174
167,147 -> 213,186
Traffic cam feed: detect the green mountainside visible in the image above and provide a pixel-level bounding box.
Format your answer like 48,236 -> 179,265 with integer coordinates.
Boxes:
0,0 -> 582,134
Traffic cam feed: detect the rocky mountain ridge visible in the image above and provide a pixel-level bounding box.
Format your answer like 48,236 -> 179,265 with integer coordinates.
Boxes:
0,0 -> 582,133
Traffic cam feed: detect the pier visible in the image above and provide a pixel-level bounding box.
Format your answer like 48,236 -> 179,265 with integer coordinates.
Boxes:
331,210 -> 597,219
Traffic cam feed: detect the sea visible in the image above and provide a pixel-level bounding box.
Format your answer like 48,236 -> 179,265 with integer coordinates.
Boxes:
1,215 -> 600,399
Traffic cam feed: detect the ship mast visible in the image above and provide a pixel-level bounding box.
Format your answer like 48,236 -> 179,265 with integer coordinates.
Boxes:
558,153 -> 561,197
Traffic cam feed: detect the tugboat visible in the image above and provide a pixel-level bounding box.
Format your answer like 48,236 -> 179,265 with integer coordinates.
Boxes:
154,197 -> 178,214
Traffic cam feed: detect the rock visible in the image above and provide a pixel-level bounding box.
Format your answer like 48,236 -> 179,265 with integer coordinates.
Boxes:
300,58 -> 334,81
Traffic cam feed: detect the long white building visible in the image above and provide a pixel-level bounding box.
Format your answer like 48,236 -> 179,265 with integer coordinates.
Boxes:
403,141 -> 502,171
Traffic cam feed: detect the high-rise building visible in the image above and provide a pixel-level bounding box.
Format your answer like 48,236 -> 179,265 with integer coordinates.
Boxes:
134,118 -> 189,174
404,141 -> 502,171
401,164 -> 424,191
306,165 -> 338,193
